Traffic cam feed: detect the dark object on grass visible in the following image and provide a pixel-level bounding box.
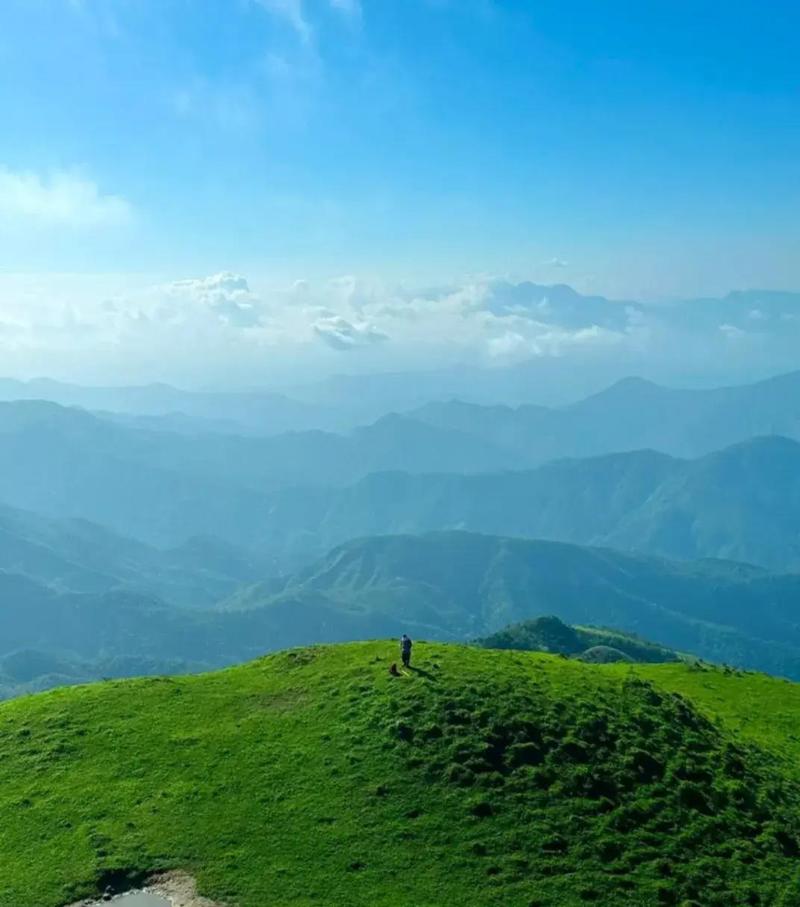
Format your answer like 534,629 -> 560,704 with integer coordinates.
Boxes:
389,662 -> 400,676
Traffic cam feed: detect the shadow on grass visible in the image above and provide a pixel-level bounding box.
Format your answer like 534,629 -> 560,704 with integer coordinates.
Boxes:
408,665 -> 438,682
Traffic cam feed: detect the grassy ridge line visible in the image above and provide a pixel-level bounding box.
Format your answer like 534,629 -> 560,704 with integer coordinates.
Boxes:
633,662 -> 800,778
2,643 -> 800,906
476,616 -> 682,663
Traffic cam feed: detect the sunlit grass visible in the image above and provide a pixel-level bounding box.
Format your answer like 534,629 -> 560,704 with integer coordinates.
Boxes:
1,643 -> 800,906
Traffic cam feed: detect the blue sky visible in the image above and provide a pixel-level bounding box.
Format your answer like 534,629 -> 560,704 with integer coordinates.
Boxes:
0,0 -> 798,385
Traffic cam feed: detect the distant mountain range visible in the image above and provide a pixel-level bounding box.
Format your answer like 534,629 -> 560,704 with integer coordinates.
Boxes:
3,364 -> 800,698
1,372 -> 800,567
0,377 -> 336,435
409,368 -> 800,461
6,285 -> 800,424
0,399 -> 520,546
5,531 -> 800,699
230,532 -> 800,679
0,502 -> 265,607
244,434 -> 800,571
3,364 -> 800,452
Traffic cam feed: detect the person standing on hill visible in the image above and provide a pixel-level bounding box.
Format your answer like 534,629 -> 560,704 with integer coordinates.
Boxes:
400,634 -> 413,668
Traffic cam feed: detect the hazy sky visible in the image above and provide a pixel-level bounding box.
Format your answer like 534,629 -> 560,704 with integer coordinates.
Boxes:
0,1 -> 798,385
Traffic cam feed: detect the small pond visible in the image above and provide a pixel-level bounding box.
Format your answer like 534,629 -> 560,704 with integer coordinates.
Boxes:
92,895 -> 170,907
64,870 -> 221,907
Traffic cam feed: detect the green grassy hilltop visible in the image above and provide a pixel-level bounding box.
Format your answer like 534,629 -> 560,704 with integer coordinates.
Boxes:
2,642 -> 800,907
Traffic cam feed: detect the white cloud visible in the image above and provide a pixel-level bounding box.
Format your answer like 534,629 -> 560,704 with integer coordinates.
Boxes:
254,0 -> 311,42
253,0 -> 360,39
312,312 -> 388,350
0,167 -> 132,228
329,0 -> 361,17
485,330 -> 536,364
171,82 -> 260,132
65,0 -> 123,38
2,271 -> 800,387
163,273 -> 265,328
720,323 -> 746,340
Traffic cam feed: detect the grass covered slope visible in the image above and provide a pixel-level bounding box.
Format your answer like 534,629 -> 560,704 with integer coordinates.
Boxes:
236,531 -> 800,678
2,644 -> 800,907
476,616 -> 680,663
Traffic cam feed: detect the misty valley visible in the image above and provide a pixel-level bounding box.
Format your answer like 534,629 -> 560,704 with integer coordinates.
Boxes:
3,368 -> 800,700
4,2 -> 800,902
6,348 -> 800,907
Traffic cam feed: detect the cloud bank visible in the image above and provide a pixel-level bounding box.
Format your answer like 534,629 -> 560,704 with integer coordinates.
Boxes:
0,272 -> 798,390
0,167 -> 132,228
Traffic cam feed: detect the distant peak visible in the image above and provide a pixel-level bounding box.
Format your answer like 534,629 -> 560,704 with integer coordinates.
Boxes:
700,435 -> 800,468
718,434 -> 800,454
724,288 -> 800,303
607,376 -> 662,391
571,376 -> 666,409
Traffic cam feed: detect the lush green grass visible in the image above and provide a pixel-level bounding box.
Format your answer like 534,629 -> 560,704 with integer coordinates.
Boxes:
2,642 -> 800,907
234,531 -> 800,679
9,532 -> 800,703
475,615 -> 680,663
634,662 -> 800,779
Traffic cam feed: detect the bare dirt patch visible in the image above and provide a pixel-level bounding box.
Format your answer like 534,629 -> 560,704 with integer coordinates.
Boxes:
66,871 -> 228,907
148,871 -> 227,907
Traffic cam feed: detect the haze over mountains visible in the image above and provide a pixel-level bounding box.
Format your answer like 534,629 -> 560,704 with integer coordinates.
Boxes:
0,377 -> 336,435
5,327 -> 800,904
9,0 -> 800,894
4,356 -> 800,446
412,368 -> 800,461
6,279 -> 800,429
5,528 -> 800,700
0,501 -> 265,606
228,532 -> 800,675
249,435 -> 800,570
9,279 -> 800,397
1,374 -> 800,568
3,359 -> 800,698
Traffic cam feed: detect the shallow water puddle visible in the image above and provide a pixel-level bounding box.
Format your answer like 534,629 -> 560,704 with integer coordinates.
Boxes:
96,895 -> 170,907
64,871 -> 224,907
